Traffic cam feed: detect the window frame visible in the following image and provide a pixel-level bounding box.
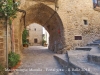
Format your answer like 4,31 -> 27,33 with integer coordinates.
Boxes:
34,39 -> 38,43
75,36 -> 82,40
83,20 -> 88,25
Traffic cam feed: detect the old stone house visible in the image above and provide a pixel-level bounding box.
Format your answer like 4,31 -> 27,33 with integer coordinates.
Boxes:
1,0 -> 100,64
27,23 -> 43,46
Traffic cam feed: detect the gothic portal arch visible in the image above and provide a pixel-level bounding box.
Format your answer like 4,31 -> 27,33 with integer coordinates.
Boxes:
25,3 -> 65,52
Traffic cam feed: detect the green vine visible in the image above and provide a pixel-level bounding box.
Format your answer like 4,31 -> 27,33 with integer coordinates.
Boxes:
22,29 -> 29,45
0,0 -> 20,22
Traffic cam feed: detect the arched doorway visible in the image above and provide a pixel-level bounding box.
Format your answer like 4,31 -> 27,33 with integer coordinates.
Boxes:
23,3 -> 65,53
26,23 -> 49,46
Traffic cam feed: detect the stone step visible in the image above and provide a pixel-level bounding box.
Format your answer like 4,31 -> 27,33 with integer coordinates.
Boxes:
54,54 -> 100,75
69,56 -> 100,75
75,47 -> 91,51
93,40 -> 100,43
95,39 -> 100,41
87,54 -> 100,65
93,41 -> 100,43
86,43 -> 100,46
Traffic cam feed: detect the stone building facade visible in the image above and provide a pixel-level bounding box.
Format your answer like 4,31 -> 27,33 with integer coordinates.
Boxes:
1,0 -> 100,64
27,23 -> 43,46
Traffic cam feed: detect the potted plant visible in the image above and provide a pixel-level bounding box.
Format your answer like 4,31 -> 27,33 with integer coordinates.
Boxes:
42,40 -> 47,46
8,51 -> 21,71
22,29 -> 29,47
23,42 -> 29,47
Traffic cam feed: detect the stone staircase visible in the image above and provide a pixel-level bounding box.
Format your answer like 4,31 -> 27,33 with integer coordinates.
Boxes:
75,47 -> 91,51
87,43 -> 100,46
54,39 -> 100,75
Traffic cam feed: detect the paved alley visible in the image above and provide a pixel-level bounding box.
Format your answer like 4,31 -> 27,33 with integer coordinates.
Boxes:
13,46 -> 65,75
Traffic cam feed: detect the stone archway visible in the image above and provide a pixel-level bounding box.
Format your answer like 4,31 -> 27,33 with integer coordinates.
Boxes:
24,3 -> 65,52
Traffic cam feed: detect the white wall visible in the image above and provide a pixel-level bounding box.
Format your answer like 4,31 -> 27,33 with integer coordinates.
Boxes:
27,23 -> 43,46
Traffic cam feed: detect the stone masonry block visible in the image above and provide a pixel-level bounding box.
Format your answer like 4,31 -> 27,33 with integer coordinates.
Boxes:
15,39 -> 18,43
0,31 -> 3,36
0,43 -> 3,49
0,26 -> 4,30
0,57 -> 4,63
0,38 -> 3,42
0,50 -> 4,56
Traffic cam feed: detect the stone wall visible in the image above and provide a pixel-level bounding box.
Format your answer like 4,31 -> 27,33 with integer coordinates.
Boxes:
1,0 -> 100,65
27,23 -> 43,46
8,0 -> 100,52
0,20 -> 6,65
1,0 -> 100,59
15,0 -> 100,51
57,0 -> 100,50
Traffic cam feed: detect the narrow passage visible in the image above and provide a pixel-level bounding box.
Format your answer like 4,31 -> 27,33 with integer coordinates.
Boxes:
13,46 -> 65,75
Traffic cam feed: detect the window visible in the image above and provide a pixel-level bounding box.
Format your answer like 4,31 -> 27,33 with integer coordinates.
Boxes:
34,39 -> 38,43
75,36 -> 82,40
83,20 -> 88,25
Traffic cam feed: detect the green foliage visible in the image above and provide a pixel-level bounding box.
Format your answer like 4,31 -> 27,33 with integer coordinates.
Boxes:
42,39 -> 46,46
0,63 -> 4,75
0,0 -> 20,19
0,0 -> 20,26
22,29 -> 29,45
42,34 -> 46,45
8,51 -> 20,68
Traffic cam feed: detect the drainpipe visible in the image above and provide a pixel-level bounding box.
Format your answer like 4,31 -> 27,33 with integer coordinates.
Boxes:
17,9 -> 26,28
11,22 -> 15,52
10,9 -> 26,53
12,23 -> 15,52
5,16 -> 8,69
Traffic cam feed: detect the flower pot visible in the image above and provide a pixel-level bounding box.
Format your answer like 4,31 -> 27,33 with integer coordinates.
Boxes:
10,60 -> 21,72
44,43 -> 48,47
23,44 -> 28,47
8,72 -> 13,75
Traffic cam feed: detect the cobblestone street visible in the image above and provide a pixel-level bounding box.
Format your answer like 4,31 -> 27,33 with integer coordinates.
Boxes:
13,46 -> 65,75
